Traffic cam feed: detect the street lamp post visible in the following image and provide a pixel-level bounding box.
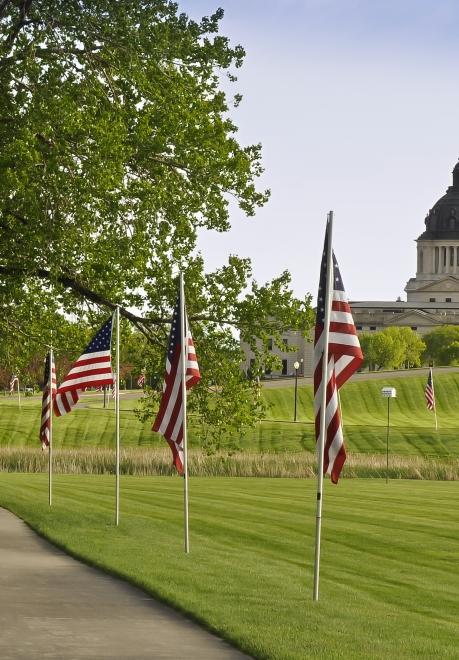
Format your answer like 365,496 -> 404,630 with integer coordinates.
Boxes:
293,360 -> 300,422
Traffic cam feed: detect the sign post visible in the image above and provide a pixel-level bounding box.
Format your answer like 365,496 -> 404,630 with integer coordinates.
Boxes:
381,387 -> 397,483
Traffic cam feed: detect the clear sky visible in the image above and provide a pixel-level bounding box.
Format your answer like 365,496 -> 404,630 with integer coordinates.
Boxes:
181,0 -> 459,303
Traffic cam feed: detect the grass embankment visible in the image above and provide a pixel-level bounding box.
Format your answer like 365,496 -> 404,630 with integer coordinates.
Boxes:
0,474 -> 458,659
2,373 -> 459,477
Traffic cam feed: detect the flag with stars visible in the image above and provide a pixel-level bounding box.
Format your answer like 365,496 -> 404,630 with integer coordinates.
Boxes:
53,317 -> 114,417
425,367 -> 435,411
314,223 -> 363,483
40,351 -> 56,447
152,291 -> 200,474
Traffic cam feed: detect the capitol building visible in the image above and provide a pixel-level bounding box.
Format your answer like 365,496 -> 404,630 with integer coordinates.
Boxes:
242,160 -> 459,378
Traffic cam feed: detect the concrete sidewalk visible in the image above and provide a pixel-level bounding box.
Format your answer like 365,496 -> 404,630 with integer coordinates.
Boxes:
0,508 -> 250,659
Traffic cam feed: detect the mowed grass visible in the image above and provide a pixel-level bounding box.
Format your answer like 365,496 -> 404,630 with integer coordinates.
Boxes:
2,371 -> 459,458
0,474 -> 458,659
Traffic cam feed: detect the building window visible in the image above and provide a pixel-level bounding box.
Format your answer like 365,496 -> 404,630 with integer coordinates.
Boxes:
450,246 -> 455,267
282,359 -> 288,375
283,338 -> 288,348
411,326 -> 417,331
429,297 -> 436,302
356,325 -> 362,330
419,249 -> 423,273
369,326 -> 376,331
446,297 -> 452,302
443,246 -> 447,267
435,246 -> 439,273
267,338 -> 273,351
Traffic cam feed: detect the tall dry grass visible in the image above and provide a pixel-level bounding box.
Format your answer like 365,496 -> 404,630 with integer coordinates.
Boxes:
0,447 -> 458,480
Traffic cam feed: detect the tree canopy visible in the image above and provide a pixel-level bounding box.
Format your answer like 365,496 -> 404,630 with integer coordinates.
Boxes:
422,326 -> 459,366
0,1 -> 313,440
359,327 -> 425,371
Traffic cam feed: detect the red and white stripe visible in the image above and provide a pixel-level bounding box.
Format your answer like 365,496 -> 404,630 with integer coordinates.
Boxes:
54,350 -> 113,417
40,355 -> 56,448
153,330 -> 200,474
314,262 -> 363,484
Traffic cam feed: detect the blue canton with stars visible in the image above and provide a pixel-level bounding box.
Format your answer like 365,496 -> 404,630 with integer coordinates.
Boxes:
316,233 -> 346,327
84,317 -> 113,354
167,296 -> 184,361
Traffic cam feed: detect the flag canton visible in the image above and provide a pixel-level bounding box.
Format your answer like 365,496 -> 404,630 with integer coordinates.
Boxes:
317,250 -> 345,326
168,298 -> 182,359
85,317 -> 113,354
332,252 -> 345,292
43,354 -> 51,385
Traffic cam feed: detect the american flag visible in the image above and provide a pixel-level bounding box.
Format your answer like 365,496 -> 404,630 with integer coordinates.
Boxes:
425,368 -> 435,410
9,375 -> 18,394
137,373 -> 146,387
314,227 -> 363,483
152,292 -> 201,474
53,317 -> 114,417
40,352 -> 56,447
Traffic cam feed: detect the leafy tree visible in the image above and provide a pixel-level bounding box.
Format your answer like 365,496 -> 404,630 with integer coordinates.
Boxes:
423,326 -> 459,366
0,1 -> 313,440
359,327 -> 425,370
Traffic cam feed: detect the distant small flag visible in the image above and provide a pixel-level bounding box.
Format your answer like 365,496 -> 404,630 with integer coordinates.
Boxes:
40,352 -> 56,447
53,317 -> 114,417
152,291 -> 201,474
137,373 -> 145,387
425,368 -> 435,411
314,224 -> 363,483
9,375 -> 18,394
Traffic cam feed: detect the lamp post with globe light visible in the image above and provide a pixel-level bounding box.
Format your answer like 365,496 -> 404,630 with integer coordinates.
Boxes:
293,360 -> 300,422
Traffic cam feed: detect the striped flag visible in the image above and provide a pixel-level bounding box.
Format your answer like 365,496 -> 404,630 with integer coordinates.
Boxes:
425,368 -> 435,410
137,373 -> 146,387
40,352 -> 56,447
9,375 -> 18,394
314,225 -> 363,483
152,291 -> 201,474
53,317 -> 114,417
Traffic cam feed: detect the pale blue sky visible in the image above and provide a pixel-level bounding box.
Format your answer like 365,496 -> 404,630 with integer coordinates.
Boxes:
181,0 -> 459,302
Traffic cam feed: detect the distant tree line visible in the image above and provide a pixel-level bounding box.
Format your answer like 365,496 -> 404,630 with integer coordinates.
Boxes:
359,325 -> 459,370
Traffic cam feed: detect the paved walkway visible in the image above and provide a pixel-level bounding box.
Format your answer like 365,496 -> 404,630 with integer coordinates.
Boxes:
0,508 -> 250,660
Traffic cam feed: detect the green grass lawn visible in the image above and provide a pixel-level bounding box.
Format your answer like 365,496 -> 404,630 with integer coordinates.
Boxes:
0,474 -> 458,659
2,372 -> 459,457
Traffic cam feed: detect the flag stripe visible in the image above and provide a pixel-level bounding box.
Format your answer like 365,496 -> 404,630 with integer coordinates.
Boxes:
53,317 -> 113,417
314,228 -> 363,484
152,290 -> 201,475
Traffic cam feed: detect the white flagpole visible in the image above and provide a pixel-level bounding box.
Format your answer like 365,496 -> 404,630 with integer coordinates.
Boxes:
431,367 -> 438,432
179,272 -> 190,553
115,307 -> 120,526
313,211 -> 334,602
48,349 -> 53,507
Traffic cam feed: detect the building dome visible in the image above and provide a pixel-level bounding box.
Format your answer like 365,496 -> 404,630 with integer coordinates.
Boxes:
418,160 -> 459,239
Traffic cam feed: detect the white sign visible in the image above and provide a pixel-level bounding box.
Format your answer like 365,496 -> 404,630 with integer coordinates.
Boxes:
381,387 -> 397,398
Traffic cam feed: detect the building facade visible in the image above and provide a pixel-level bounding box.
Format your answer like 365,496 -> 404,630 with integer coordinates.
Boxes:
242,160 -> 459,378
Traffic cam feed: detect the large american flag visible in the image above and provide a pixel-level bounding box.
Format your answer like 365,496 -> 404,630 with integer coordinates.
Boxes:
425,368 -> 435,410
152,293 -> 201,474
53,317 -> 114,417
314,230 -> 363,483
40,352 -> 56,447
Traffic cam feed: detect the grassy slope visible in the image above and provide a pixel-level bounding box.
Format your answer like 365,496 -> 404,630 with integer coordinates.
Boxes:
0,474 -> 458,659
2,372 -> 459,456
